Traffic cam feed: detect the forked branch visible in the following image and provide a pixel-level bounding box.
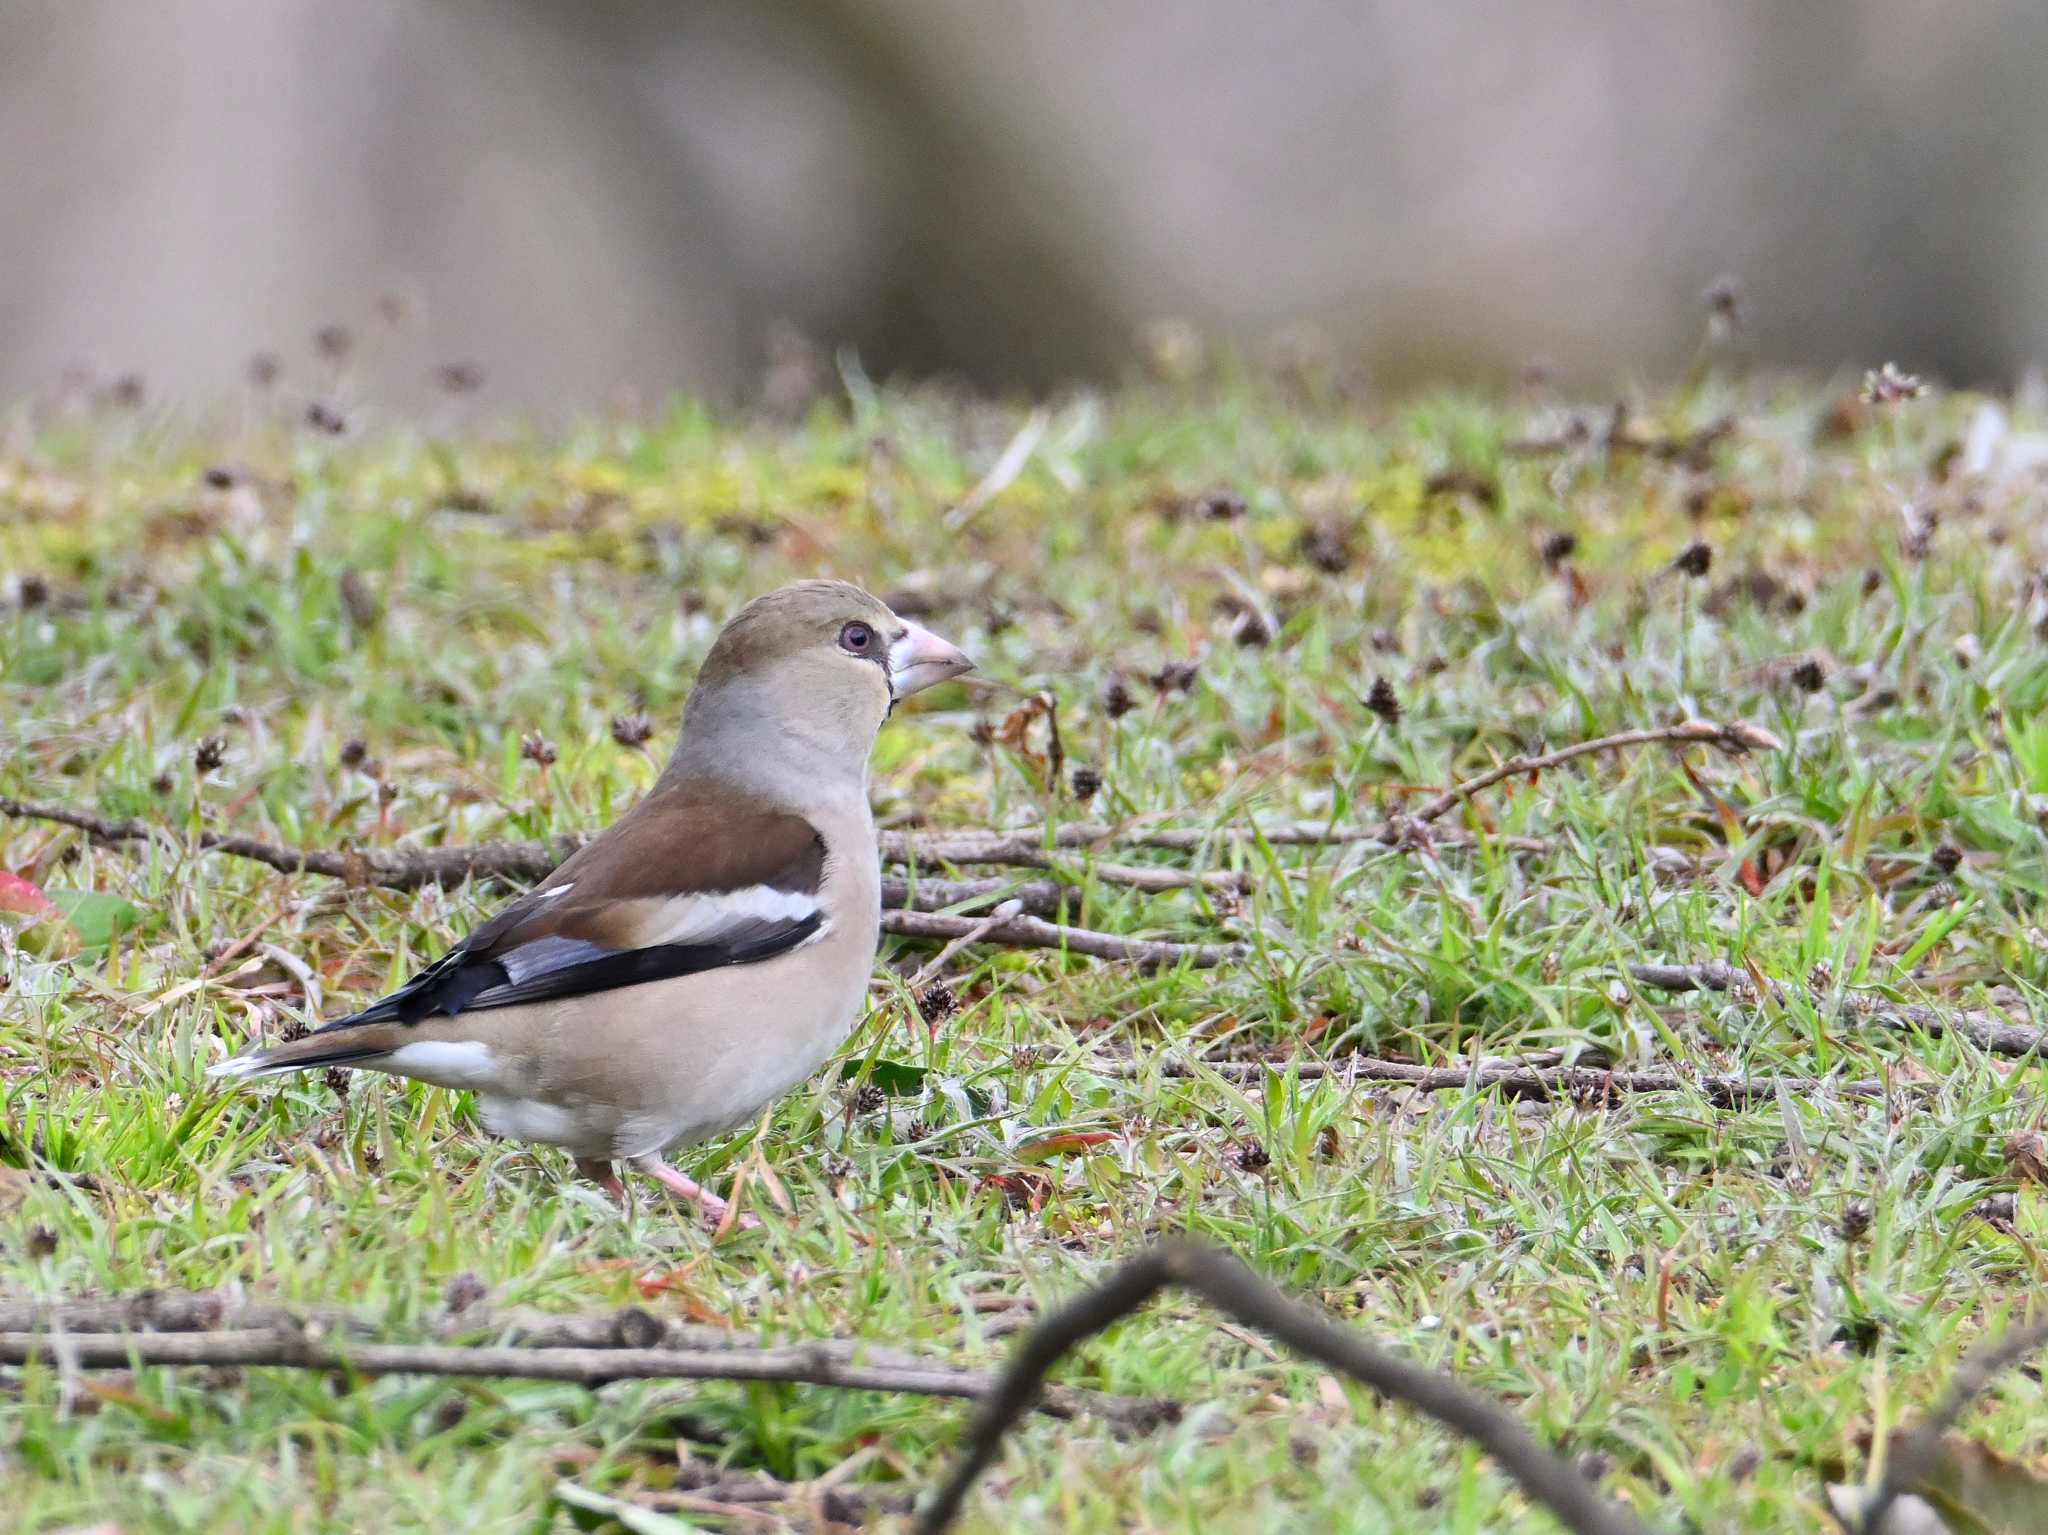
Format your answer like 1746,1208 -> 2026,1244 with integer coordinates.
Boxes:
913,1240 -> 1650,1535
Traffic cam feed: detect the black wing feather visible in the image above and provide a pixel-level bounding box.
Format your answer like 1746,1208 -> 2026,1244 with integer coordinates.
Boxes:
312,911 -> 822,1036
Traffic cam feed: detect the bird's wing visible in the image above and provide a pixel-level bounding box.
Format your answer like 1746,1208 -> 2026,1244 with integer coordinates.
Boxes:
315,788 -> 829,1034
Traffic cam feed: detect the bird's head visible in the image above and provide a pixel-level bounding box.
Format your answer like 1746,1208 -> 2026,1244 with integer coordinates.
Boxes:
668,580 -> 973,792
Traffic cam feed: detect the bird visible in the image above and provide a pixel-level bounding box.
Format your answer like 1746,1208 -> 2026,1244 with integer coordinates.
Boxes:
210,580 -> 973,1222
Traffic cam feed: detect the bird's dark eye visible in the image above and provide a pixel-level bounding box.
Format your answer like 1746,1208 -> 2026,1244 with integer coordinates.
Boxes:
839,621 -> 875,654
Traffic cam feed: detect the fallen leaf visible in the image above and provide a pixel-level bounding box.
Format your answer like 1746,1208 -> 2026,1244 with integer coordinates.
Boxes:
0,871 -> 59,923
1016,1131 -> 1119,1162
47,891 -> 143,953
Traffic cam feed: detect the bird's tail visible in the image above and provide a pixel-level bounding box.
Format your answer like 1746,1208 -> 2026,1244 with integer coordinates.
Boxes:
208,1023 -> 405,1082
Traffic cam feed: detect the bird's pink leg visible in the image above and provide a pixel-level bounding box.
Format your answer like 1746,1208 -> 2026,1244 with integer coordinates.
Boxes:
574,1158 -> 628,1204
629,1155 -> 755,1230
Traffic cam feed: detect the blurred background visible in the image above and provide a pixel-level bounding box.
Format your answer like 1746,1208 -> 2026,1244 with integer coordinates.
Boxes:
4,0 -> 2045,412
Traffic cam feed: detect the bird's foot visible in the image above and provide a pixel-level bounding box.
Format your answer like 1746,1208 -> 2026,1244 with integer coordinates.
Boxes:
629,1155 -> 759,1233
574,1158 -> 629,1204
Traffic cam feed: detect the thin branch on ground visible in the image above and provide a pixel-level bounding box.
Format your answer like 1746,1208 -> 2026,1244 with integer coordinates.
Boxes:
893,849 -> 1249,894
1394,718 -> 1781,834
0,1299 -> 1168,1424
0,798 -> 1236,967
908,900 -> 1024,989
1632,961 -> 2048,1058
1158,1054 -> 1889,1105
0,1293 -> 727,1349
0,795 -> 571,889
590,1462 -> 918,1524
1856,1320 -> 2048,1535
887,877 -> 1063,918
1502,413 -> 1735,465
881,909 -> 1238,968
1,799 -> 1547,916
913,1239 -> 1651,1535
882,821 -> 1549,861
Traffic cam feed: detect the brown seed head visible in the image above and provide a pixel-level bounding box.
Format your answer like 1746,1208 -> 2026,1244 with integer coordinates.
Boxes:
1673,541 -> 1713,579
1365,676 -> 1401,725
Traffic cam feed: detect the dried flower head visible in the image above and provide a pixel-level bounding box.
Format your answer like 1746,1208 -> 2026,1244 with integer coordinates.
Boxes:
1930,843 -> 1963,876
1837,1202 -> 1872,1242
1069,763 -> 1102,800
1673,541 -> 1713,579
1149,660 -> 1200,695
1228,605 -> 1273,647
1701,274 -> 1745,335
1099,674 -> 1136,719
1365,676 -> 1401,725
519,732 -> 557,768
1789,657 -> 1827,694
193,735 -> 226,774
1297,520 -> 1355,574
304,401 -> 347,436
1539,529 -> 1578,569
1861,362 -> 1928,405
338,738 -> 368,770
338,568 -> 380,628
314,324 -> 353,362
915,982 -> 959,1026
609,712 -> 653,749
1228,1137 -> 1270,1172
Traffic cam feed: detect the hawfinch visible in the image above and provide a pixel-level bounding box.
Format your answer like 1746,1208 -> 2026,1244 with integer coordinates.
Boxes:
212,581 -> 972,1220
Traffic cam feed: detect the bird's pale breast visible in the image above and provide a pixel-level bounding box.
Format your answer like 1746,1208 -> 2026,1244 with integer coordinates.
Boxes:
441,795 -> 882,1160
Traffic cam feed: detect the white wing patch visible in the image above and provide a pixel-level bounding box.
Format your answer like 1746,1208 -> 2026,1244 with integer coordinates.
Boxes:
638,886 -> 820,946
535,883 -> 575,901
386,1040 -> 503,1089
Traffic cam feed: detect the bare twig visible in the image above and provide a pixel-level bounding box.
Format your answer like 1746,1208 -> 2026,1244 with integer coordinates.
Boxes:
884,821 -> 1547,862
0,1293 -> 721,1349
0,798 -> 1529,909
887,877 -> 1065,918
0,795 -> 572,889
914,1240 -> 1650,1535
1397,719 -> 1781,833
1632,961 -> 2048,1059
882,909 -> 1238,969
1161,1054 -> 1889,1105
894,850 -> 1246,895
909,900 -> 1024,989
0,1296 -> 1164,1424
1858,1320 -> 2048,1535
1503,413 -> 1734,465
943,406 -> 1049,530
0,798 -> 1235,967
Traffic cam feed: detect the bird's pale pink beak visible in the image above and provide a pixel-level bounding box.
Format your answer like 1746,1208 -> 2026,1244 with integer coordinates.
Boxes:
889,620 -> 974,698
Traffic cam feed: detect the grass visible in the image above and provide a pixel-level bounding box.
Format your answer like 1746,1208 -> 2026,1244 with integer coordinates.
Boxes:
3,360 -> 2047,1532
